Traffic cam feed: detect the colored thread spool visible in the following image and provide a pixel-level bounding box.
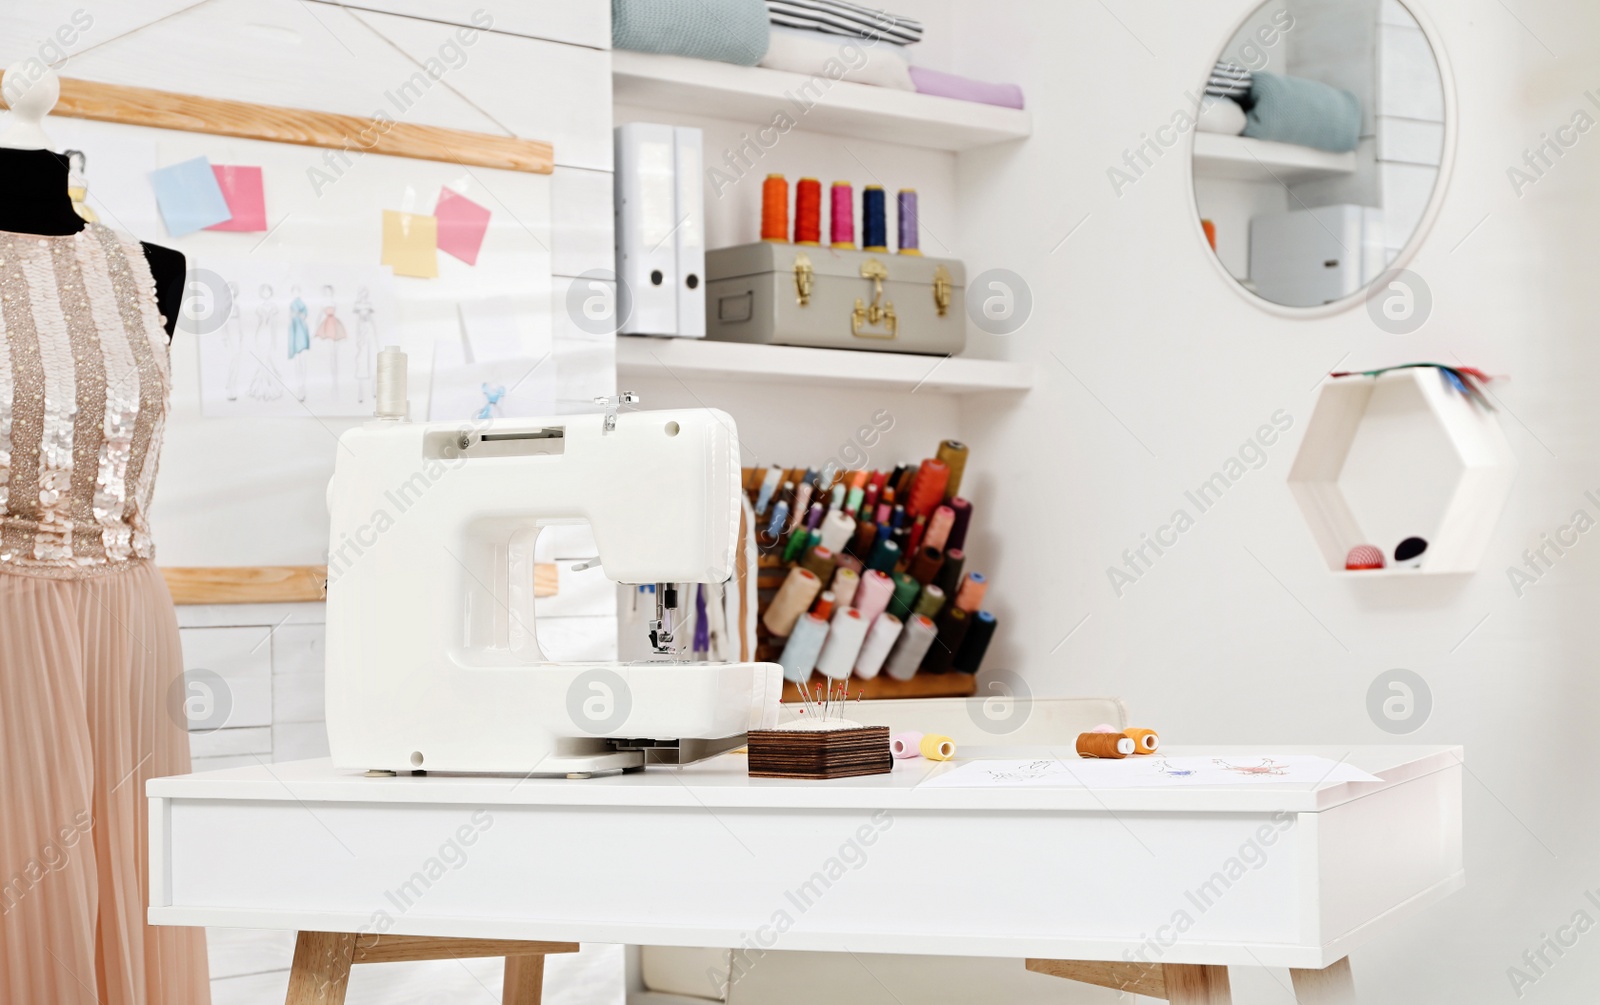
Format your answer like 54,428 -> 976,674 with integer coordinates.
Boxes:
1201,218 -> 1217,251
890,731 -> 923,759
884,614 -> 937,680
854,569 -> 895,621
932,548 -> 966,596
867,537 -> 901,573
897,189 -> 920,255
936,440 -> 968,499
778,612 -> 829,683
922,606 -> 970,674
830,181 -> 855,249
906,459 -> 950,520
952,610 -> 995,675
853,612 -> 903,679
907,515 -> 927,555
919,733 -> 956,761
761,174 -> 789,243
800,545 -> 837,584
946,498 -> 973,552
849,517 -> 878,558
790,482 -> 813,531
924,506 -> 956,553
862,185 -> 888,251
820,509 -> 856,553
816,607 -> 869,680
805,501 -> 825,530
913,583 -> 946,620
831,566 -> 861,609
909,545 -> 944,585
1077,732 -> 1135,759
782,527 -> 810,563
845,485 -> 865,516
763,566 -> 821,636
1125,727 -> 1160,754
954,572 -> 988,613
756,466 -> 783,514
794,177 -> 822,245
764,500 -> 790,541
888,572 -> 921,620
812,590 -> 835,621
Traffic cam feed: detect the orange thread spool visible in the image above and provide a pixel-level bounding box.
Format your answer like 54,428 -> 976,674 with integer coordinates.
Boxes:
1077,732 -> 1134,759
1125,728 -> 1160,754
762,174 -> 789,243
794,177 -> 822,245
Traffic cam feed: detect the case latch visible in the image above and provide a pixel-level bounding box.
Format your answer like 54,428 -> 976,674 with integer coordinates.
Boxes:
793,252 -> 814,307
933,264 -> 953,318
852,259 -> 897,339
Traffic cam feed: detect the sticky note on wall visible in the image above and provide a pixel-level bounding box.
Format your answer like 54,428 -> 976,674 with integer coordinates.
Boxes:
381,210 -> 438,278
205,165 -> 267,232
435,187 -> 492,266
149,156 -> 233,237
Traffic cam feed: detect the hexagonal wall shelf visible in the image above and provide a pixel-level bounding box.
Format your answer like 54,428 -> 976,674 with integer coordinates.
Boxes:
1289,368 -> 1516,575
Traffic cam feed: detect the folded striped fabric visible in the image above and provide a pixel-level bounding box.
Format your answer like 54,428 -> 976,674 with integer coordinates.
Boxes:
1207,60 -> 1253,99
767,0 -> 923,45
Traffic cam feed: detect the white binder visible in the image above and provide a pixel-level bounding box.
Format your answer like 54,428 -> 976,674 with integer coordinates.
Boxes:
673,126 -> 706,338
615,122 -> 678,335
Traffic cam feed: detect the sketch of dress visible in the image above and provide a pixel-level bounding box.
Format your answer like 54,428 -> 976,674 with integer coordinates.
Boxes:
352,287 -> 377,403
475,383 -> 507,421
221,281 -> 244,401
314,284 -> 347,392
287,288 -> 310,402
248,284 -> 283,401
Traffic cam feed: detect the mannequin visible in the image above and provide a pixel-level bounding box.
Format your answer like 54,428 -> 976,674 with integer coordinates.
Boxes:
0,69 -> 184,337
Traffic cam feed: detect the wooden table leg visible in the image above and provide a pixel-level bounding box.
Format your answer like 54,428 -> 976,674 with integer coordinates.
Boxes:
503,954 -> 548,1005
285,932 -> 356,1005
1290,957 -> 1357,1004
1165,963 -> 1232,1005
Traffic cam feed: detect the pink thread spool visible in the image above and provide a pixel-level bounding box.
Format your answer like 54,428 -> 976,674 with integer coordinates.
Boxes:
891,731 -> 924,759
830,181 -> 856,249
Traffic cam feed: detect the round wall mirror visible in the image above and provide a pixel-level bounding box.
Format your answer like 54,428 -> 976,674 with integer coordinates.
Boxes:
1191,0 -> 1447,309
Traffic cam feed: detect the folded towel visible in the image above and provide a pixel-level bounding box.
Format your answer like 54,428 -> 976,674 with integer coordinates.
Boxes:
767,0 -> 922,45
1206,61 -> 1252,100
907,66 -> 1024,109
1242,71 -> 1361,153
760,24 -> 915,90
1196,96 -> 1247,135
613,0 -> 770,65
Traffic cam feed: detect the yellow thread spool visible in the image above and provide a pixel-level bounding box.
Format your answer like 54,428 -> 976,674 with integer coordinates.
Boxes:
919,733 -> 956,761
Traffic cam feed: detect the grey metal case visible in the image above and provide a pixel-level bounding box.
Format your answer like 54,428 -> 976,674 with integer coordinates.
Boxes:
704,242 -> 966,356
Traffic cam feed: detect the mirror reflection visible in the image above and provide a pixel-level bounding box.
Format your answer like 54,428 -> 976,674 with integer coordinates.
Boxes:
1192,0 -> 1444,307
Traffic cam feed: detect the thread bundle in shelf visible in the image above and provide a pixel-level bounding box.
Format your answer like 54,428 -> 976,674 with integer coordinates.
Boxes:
748,439 -> 997,695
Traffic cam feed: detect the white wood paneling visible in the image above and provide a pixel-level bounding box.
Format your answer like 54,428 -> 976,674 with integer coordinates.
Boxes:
190,726 -> 273,759
178,626 -> 274,729
60,0 -> 507,135
313,0 -> 610,49
356,8 -> 614,170
553,166 -> 616,278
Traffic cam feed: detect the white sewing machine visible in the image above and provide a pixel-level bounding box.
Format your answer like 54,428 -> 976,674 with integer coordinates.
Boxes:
323,389 -> 781,777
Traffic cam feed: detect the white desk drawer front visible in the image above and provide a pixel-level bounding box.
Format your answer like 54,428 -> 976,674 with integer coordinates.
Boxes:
159,800 -> 1316,964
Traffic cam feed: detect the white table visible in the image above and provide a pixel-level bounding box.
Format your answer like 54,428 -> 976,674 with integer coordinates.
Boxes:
148,745 -> 1462,1004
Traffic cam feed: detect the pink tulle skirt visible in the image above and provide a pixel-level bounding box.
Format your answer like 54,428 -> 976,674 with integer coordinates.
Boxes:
0,561 -> 210,1004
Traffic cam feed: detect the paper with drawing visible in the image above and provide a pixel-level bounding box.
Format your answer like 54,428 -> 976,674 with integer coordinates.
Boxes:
919,755 -> 1381,789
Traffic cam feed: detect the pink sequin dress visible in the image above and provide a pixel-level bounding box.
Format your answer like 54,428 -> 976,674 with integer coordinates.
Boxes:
0,225 -> 210,1004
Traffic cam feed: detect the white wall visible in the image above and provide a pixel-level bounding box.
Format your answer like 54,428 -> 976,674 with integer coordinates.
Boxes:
954,0 -> 1600,999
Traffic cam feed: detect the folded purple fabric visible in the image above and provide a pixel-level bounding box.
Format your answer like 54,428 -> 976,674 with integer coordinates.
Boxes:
908,66 -> 1024,109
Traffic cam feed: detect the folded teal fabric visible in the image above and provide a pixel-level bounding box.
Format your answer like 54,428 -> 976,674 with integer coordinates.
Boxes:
1242,72 -> 1361,153
613,0 -> 770,65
